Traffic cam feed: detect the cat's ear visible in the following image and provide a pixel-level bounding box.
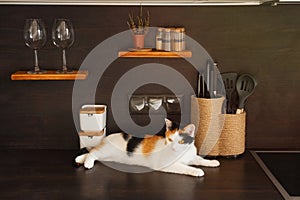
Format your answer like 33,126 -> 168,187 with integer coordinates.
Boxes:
183,124 -> 195,137
165,118 -> 172,130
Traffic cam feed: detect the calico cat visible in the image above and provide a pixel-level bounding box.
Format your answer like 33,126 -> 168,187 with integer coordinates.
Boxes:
75,119 -> 220,177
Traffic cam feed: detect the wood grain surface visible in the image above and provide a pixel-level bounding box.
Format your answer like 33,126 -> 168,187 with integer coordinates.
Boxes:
0,5 -> 299,149
0,150 -> 283,200
11,70 -> 88,80
118,50 -> 192,58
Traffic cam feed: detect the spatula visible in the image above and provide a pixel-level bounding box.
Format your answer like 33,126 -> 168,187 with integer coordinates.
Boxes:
236,74 -> 257,114
221,72 -> 238,114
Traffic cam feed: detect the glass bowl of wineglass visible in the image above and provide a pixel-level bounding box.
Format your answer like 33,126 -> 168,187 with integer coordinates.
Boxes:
52,18 -> 75,73
24,18 -> 47,74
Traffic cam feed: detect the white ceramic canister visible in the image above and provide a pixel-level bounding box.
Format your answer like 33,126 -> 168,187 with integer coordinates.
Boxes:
79,104 -> 107,132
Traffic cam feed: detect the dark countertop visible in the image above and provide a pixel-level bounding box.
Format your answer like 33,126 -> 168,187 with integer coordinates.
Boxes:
0,149 -> 283,200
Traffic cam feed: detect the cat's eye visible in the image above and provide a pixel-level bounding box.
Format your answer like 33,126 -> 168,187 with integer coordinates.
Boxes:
178,140 -> 184,144
168,138 -> 173,142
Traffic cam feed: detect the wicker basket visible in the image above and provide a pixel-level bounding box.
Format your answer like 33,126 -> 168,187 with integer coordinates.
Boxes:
191,96 -> 246,156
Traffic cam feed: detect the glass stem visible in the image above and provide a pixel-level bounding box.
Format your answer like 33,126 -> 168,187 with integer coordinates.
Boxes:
62,49 -> 67,71
34,49 -> 40,72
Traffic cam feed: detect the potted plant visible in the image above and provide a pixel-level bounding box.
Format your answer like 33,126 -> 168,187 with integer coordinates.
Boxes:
127,6 -> 150,49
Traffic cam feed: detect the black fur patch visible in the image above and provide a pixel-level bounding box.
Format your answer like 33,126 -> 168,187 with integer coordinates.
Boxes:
180,133 -> 194,144
155,121 -> 180,137
126,136 -> 144,156
170,121 -> 180,131
122,121 -> 180,156
122,132 -> 131,141
121,133 -> 144,156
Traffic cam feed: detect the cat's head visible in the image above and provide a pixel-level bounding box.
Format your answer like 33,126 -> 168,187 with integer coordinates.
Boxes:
164,118 -> 195,152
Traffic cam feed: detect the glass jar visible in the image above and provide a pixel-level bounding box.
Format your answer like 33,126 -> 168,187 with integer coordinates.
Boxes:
163,28 -> 171,52
172,28 -> 181,52
179,27 -> 186,51
155,27 -> 163,51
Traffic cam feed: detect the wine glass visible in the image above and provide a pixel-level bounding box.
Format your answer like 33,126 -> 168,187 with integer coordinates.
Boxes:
52,18 -> 75,73
24,19 -> 47,74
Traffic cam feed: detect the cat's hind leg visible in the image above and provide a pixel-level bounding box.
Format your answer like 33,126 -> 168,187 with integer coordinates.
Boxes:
159,163 -> 205,177
189,155 -> 220,167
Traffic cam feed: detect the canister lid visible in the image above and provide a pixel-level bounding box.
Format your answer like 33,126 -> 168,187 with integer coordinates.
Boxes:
80,107 -> 105,114
78,129 -> 105,136
164,28 -> 171,32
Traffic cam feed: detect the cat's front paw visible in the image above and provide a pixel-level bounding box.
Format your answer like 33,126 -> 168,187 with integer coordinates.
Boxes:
84,154 -> 95,169
75,154 -> 88,165
209,160 -> 220,167
191,168 -> 205,177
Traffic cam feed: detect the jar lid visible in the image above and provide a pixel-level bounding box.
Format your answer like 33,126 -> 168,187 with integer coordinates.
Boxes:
80,107 -> 105,114
164,28 -> 171,32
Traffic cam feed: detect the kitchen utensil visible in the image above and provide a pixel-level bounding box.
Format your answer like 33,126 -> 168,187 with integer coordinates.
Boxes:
221,72 -> 238,114
206,62 -> 210,96
236,74 -> 257,114
197,72 -> 208,98
202,72 -> 207,98
210,63 -> 218,98
197,72 -> 201,97
130,96 -> 146,111
149,98 -> 163,110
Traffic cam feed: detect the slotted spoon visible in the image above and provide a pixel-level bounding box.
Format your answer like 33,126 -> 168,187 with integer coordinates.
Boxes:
236,74 -> 257,113
221,72 -> 238,114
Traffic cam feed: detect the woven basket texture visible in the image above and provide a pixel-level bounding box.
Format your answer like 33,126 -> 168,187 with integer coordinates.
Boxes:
191,96 -> 246,156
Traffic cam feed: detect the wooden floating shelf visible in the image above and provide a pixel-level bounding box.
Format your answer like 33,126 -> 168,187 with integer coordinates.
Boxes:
118,50 -> 192,58
11,70 -> 88,81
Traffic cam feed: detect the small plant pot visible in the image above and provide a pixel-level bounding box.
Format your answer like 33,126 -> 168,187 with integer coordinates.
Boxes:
133,34 -> 145,49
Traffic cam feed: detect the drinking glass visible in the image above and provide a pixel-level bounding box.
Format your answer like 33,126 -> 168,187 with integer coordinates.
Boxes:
24,19 -> 47,74
52,18 -> 75,73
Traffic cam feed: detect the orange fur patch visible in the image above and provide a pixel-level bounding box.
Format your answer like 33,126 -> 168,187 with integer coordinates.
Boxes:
165,129 -> 177,139
142,129 -> 178,155
142,135 -> 164,156
94,139 -> 106,150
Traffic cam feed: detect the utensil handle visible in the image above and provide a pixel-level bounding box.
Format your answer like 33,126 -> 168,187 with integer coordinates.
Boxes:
201,73 -> 205,98
236,108 -> 244,114
210,70 -> 214,98
206,62 -> 210,96
197,72 -> 201,98
213,63 -> 217,96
